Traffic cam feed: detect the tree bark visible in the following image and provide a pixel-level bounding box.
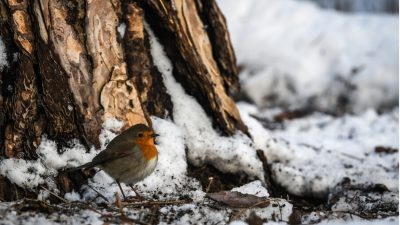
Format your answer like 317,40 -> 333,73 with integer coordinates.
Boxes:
0,0 -> 247,201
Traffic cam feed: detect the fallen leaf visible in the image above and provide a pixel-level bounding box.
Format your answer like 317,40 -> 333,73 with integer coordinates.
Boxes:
206,191 -> 270,208
375,146 -> 398,154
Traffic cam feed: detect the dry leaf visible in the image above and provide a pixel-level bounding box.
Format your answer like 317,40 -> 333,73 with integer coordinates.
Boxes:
206,191 -> 270,208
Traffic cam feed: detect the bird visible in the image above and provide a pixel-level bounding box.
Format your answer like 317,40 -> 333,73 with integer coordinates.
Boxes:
68,124 -> 159,200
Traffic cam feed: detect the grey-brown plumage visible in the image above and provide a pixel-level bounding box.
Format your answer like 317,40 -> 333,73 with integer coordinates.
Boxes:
67,124 -> 159,199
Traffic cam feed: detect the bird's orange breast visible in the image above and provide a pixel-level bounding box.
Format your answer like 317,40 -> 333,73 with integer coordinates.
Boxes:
135,138 -> 158,160
141,145 -> 158,160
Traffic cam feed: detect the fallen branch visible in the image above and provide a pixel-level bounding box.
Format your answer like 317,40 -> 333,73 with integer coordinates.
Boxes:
124,199 -> 192,207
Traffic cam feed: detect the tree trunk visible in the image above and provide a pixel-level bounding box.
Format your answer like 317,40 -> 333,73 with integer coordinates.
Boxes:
0,0 -> 247,201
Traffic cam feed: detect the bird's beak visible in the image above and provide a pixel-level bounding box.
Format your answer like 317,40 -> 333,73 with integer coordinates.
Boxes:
152,133 -> 160,145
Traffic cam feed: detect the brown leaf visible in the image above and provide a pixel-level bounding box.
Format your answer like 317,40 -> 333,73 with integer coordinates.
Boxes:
274,110 -> 310,122
375,146 -> 398,154
206,191 -> 270,208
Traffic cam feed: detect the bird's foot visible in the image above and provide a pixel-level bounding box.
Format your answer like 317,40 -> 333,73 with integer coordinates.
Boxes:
128,185 -> 145,201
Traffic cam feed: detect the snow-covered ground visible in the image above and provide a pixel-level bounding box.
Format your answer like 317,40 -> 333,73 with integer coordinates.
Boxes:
302,0 -> 398,13
0,0 -> 398,224
218,0 -> 398,114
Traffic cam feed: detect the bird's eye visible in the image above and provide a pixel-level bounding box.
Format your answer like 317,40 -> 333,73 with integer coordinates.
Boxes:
138,133 -> 144,138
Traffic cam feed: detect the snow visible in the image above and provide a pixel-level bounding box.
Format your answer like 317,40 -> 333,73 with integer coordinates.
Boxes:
0,0 -> 397,224
138,117 -> 191,195
231,180 -> 269,198
218,0 -> 399,113
145,21 -> 264,180
0,159 -> 47,189
277,108 -> 398,196
238,103 -> 398,198
0,204 -> 104,225
117,22 -> 126,38
0,120 -> 116,190
305,216 -> 399,225
64,191 -> 81,201
158,197 -> 292,224
0,137 -> 97,189
0,36 -> 7,70
303,0 -> 398,13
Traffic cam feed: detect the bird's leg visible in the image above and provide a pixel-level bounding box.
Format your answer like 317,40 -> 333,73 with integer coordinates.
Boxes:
129,184 -> 144,200
116,180 -> 127,201
87,184 -> 109,202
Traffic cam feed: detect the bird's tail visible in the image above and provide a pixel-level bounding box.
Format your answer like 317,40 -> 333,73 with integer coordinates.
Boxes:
65,161 -> 97,172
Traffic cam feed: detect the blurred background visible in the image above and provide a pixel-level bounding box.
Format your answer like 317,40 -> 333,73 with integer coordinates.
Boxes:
217,0 -> 399,115
304,0 -> 398,13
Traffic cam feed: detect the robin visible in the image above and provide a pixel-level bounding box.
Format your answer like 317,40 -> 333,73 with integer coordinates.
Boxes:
68,124 -> 159,200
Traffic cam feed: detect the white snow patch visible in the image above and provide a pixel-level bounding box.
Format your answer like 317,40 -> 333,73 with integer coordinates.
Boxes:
145,21 -> 264,180
70,210 -> 104,225
0,36 -> 7,70
158,198 -> 292,224
231,180 -> 269,197
0,119 -> 121,191
0,159 -> 47,189
312,216 -> 399,225
237,102 -> 271,150
117,23 -> 126,38
99,118 -> 124,149
37,138 -> 96,170
138,117 -> 201,196
160,204 -> 229,224
0,137 -> 96,189
0,204 -> 105,225
64,191 -> 81,201
218,0 -> 399,112
229,221 -> 249,225
254,106 -> 399,197
304,0 -> 398,13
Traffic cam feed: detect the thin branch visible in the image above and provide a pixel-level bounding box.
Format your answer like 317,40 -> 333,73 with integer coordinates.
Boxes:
124,199 -> 192,207
86,185 -> 109,203
40,186 -> 68,203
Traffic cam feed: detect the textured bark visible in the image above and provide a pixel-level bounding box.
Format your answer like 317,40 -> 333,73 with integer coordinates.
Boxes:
195,0 -> 240,95
123,2 -> 173,120
2,0 -> 41,159
0,0 -> 248,200
41,0 -> 101,146
142,0 -> 248,135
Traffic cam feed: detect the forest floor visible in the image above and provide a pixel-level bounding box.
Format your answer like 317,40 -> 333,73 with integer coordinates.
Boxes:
0,0 -> 398,224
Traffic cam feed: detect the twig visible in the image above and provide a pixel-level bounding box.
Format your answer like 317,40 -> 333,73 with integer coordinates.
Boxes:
40,186 -> 68,203
340,152 -> 363,162
65,201 -> 112,217
277,200 -> 283,221
115,192 -> 124,215
332,210 -> 374,220
114,192 -> 149,225
148,205 -> 160,225
124,199 -> 192,207
87,185 -> 109,203
206,177 -> 214,193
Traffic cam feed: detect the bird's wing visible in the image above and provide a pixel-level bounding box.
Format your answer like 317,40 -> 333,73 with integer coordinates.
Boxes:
106,128 -> 136,150
67,140 -> 137,171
